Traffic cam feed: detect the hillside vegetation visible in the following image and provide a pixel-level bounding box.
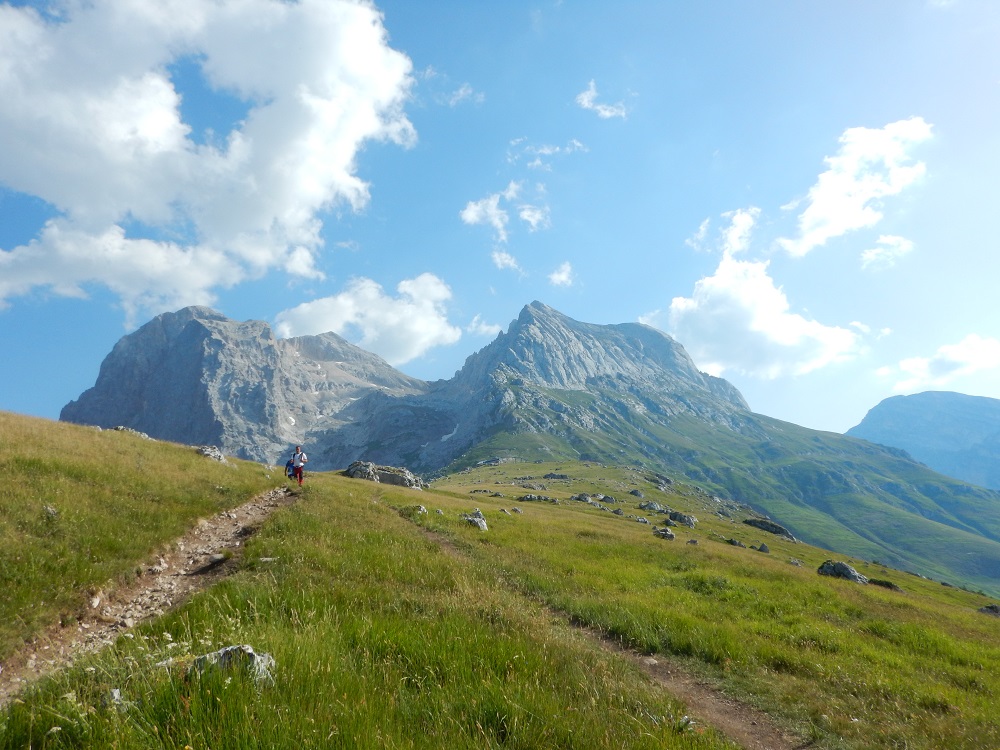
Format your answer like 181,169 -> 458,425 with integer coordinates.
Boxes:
2,412 -> 999,749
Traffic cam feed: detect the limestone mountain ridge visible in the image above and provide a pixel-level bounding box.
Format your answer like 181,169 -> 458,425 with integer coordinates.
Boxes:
60,302 -> 1000,595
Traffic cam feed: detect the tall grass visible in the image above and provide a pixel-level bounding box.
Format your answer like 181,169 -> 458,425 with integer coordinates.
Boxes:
4,417 -> 999,749
2,470 -> 734,749
0,413 -> 275,658
422,463 -> 1000,750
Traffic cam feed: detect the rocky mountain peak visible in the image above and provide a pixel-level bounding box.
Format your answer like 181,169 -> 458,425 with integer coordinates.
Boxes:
453,301 -> 747,411
62,302 -> 751,469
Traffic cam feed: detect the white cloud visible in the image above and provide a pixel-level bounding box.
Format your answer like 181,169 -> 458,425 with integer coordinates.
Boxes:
721,207 -> 760,256
548,261 -> 574,287
518,204 -> 551,231
0,0 -> 414,320
670,209 -> 860,377
274,273 -> 461,365
445,82 -> 485,107
685,218 -> 711,252
860,234 -> 914,270
491,250 -> 521,272
778,117 -> 932,257
508,138 -> 588,170
575,79 -> 627,119
637,309 -> 663,327
466,314 -> 502,337
460,181 -> 521,243
462,181 -> 552,242
890,334 -> 1000,391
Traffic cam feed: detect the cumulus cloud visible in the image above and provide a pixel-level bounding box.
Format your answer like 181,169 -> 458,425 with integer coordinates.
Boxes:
670,210 -> 860,377
460,182 -> 520,243
462,181 -> 552,243
575,80 -> 627,119
778,117 -> 932,257
860,235 -> 914,270
548,261 -> 574,287
274,273 -> 461,365
519,204 -> 551,231
889,334 -> 1000,392
0,0 -> 414,321
685,218 -> 711,252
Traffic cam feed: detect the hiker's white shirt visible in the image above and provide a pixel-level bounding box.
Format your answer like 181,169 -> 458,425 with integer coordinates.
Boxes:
293,452 -> 308,468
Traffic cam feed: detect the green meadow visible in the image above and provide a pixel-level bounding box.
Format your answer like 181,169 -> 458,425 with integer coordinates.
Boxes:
2,412 -> 998,749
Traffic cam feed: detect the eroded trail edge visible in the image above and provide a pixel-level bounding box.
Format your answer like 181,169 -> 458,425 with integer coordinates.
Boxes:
0,486 -> 297,707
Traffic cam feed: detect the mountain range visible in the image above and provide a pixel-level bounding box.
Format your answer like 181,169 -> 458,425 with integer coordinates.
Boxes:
61,302 -> 1000,596
847,391 -> 1000,491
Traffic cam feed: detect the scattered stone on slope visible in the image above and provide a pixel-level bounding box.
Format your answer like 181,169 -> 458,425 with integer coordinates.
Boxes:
978,604 -> 1000,617
868,578 -> 902,592
817,560 -> 868,584
668,511 -> 698,528
461,509 -> 488,531
183,644 -> 276,687
653,527 -> 676,540
197,445 -> 228,463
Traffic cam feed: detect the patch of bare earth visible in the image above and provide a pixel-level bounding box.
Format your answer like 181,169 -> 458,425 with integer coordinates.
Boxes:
0,486 -> 297,708
599,639 -> 811,750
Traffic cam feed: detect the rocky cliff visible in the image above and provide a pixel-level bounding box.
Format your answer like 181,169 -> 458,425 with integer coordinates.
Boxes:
63,302 -> 753,472
60,306 -> 427,464
307,301 -> 756,470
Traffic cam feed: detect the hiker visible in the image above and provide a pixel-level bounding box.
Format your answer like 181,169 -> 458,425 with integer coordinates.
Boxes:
291,445 -> 308,486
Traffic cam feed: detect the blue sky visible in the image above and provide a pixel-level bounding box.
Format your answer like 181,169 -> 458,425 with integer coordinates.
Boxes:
2,0 -> 999,434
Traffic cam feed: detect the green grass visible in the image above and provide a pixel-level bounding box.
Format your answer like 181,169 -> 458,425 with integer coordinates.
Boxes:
0,413 -> 276,658
3,414 -> 999,749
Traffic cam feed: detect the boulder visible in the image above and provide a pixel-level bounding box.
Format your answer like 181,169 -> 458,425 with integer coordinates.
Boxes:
653,527 -> 675,540
817,560 -> 868,584
344,460 -> 423,489
462,509 -> 488,531
197,445 -> 228,463
869,578 -> 902,592
978,604 -> 1000,617
668,511 -> 698,528
175,644 -> 275,687
743,517 -> 795,540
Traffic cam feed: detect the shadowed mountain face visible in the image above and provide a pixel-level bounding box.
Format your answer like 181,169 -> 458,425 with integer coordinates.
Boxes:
847,391 -> 1000,491
62,302 -> 1000,596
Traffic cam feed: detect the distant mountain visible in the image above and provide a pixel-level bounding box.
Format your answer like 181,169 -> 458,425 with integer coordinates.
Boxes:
62,302 -> 1000,596
847,391 -> 1000,491
61,306 -> 427,463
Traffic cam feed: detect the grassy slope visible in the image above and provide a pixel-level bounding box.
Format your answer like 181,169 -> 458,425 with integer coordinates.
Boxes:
0,412 -> 276,658
2,412 -> 999,749
450,391 -> 1000,597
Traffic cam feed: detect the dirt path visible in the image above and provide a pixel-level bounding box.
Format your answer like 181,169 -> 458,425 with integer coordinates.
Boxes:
0,486 -> 297,708
599,639 -> 811,750
409,518 -> 809,750
4,489 -> 808,750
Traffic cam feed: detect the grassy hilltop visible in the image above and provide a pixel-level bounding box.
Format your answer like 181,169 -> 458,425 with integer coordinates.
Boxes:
2,411 -> 999,749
